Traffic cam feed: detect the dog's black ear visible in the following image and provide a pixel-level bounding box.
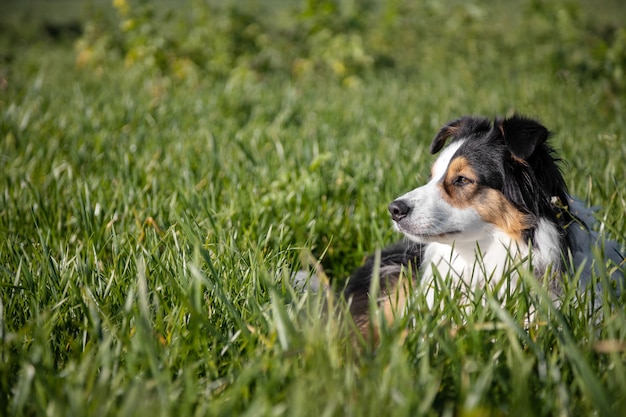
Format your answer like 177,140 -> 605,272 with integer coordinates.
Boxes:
498,115 -> 550,161
430,116 -> 491,154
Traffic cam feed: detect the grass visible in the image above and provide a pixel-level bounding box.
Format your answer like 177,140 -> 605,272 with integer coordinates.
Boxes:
1,1 -> 626,416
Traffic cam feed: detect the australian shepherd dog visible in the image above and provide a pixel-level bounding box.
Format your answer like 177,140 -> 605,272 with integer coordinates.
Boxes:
341,115 -> 624,337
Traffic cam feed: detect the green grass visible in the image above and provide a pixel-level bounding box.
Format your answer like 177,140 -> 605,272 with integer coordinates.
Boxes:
1,1 -> 625,416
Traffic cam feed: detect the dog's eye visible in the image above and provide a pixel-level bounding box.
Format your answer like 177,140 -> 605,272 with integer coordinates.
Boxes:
453,176 -> 474,186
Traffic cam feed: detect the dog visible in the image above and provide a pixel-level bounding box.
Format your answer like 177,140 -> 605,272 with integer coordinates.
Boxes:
342,115 -> 624,338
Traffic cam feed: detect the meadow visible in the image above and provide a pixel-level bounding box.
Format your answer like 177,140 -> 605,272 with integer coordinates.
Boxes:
1,0 -> 625,416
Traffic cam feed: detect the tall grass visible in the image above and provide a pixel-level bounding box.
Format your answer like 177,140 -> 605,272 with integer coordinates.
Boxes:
1,0 -> 625,416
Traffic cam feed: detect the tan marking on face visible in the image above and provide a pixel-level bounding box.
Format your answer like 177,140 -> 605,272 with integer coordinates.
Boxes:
440,156 -> 480,206
439,156 -> 529,240
473,189 -> 530,239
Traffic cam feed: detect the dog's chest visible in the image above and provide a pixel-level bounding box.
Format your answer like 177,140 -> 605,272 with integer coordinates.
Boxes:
419,232 -> 527,305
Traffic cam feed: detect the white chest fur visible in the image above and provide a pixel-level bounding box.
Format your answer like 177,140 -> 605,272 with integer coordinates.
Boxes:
419,220 -> 562,307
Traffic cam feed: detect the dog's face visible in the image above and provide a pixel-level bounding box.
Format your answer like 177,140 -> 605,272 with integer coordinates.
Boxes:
389,116 -> 560,244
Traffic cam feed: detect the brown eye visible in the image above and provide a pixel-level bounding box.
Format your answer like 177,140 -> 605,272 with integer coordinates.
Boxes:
453,176 -> 474,186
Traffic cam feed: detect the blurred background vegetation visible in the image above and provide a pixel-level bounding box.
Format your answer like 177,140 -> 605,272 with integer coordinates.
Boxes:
2,0 -> 626,93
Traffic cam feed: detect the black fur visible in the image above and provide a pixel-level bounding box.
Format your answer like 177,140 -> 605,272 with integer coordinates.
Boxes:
431,115 -> 575,249
344,241 -> 423,329
429,116 -> 492,154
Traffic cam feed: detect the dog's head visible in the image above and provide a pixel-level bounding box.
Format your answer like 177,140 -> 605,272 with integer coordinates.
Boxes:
389,115 -> 568,244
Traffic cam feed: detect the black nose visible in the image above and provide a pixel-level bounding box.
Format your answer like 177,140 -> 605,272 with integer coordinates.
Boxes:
388,200 -> 411,222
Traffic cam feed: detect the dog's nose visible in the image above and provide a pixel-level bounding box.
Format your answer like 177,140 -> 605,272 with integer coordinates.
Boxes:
388,200 -> 411,222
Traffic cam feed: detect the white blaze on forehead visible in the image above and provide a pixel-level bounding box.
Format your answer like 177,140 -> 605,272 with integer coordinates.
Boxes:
393,137 -> 486,242
397,138 -> 467,204
431,139 -> 465,182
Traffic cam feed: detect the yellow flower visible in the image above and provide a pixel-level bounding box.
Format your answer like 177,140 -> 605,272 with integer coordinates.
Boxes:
76,49 -> 92,68
342,75 -> 361,89
121,18 -> 136,32
113,0 -> 129,16
330,60 -> 346,76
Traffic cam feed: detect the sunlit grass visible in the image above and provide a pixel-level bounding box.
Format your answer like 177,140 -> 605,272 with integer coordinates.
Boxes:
1,1 -> 626,416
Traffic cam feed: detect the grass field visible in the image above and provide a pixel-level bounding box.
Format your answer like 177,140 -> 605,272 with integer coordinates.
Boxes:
1,0 -> 626,416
